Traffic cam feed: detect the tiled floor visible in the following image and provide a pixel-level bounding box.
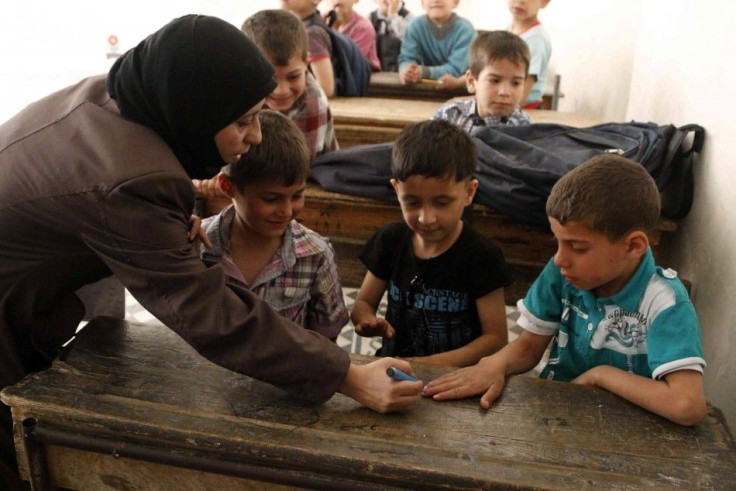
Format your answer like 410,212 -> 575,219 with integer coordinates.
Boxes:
124,287 -> 524,357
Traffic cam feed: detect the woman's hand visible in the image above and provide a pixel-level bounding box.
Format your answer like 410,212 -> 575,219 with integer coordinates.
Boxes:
188,215 -> 213,250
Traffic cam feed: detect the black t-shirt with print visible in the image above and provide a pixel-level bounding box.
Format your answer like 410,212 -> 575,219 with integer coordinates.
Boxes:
360,222 -> 513,357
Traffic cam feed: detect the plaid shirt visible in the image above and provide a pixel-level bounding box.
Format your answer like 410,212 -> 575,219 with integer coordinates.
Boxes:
284,72 -> 339,160
432,98 -> 531,134
201,205 -> 348,339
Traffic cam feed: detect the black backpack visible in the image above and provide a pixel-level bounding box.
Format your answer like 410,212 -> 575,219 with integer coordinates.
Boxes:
322,12 -> 372,96
310,122 -> 705,230
369,6 -> 411,72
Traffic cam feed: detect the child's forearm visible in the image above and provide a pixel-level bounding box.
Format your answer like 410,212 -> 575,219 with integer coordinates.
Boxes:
573,366 -> 707,426
412,333 -> 506,368
495,330 -> 551,375
350,299 -> 377,326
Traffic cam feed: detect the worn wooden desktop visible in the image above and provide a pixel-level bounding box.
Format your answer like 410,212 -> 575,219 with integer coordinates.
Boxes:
367,71 -> 470,101
2,317 -> 734,489
330,96 -> 601,148
367,71 -> 558,108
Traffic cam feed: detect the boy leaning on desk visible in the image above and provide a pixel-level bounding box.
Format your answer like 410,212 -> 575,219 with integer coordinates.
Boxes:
424,155 -> 708,426
398,0 -> 476,90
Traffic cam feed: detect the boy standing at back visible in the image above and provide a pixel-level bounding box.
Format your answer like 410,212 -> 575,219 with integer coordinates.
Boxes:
508,0 -> 551,108
282,0 -> 337,97
243,10 -> 338,160
398,0 -> 476,89
201,110 -> 348,341
370,0 -> 414,71
325,0 -> 381,72
424,155 -> 707,426
351,120 -> 512,367
433,30 -> 532,134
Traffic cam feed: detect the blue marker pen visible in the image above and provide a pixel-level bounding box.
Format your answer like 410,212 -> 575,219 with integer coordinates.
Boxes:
386,366 -> 419,382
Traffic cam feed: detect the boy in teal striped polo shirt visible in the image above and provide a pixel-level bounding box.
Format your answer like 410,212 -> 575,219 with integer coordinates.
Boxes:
423,155 -> 707,426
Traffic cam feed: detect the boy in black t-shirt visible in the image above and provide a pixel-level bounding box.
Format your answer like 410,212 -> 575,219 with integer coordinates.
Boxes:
351,120 -> 513,367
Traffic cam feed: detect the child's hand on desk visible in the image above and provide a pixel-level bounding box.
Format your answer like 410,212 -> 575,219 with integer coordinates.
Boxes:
436,73 -> 466,91
338,357 -> 422,413
421,355 -> 507,409
354,317 -> 395,339
400,63 -> 421,85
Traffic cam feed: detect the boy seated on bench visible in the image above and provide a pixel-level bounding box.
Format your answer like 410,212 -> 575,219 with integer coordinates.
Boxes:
351,120 -> 512,367
423,155 -> 707,426
433,30 -> 532,133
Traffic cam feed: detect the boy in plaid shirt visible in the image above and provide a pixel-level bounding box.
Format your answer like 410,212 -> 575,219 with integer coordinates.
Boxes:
243,9 -> 338,160
433,31 -> 532,135
200,111 -> 348,340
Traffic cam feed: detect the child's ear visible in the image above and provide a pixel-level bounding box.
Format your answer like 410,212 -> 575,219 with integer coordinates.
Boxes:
217,174 -> 234,197
390,178 -> 399,194
465,178 -> 479,205
465,70 -> 476,94
624,230 -> 650,258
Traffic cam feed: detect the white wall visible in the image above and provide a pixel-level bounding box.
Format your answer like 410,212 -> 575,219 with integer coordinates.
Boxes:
627,0 -> 736,431
1,0 -> 734,428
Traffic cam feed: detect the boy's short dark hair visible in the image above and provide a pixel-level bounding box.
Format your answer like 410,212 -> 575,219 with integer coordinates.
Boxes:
226,110 -> 309,190
392,119 -> 478,181
546,155 -> 661,239
468,30 -> 531,78
242,10 -> 308,65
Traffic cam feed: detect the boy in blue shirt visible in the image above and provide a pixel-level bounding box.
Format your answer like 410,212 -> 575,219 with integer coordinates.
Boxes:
398,0 -> 476,89
433,30 -> 532,134
351,119 -> 512,367
508,0 -> 551,108
424,155 -> 707,426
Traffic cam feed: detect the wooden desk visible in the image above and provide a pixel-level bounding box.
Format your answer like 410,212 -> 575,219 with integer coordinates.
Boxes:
330,97 -> 602,148
2,318 -> 734,489
367,71 -> 469,101
367,71 -> 558,108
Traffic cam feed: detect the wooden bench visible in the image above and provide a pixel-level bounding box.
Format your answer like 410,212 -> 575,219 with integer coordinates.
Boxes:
367,71 -> 559,108
3,317 -> 734,489
203,186 -> 678,304
329,96 -> 601,148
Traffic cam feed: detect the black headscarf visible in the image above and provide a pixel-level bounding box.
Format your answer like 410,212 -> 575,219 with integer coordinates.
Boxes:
106,15 -> 277,179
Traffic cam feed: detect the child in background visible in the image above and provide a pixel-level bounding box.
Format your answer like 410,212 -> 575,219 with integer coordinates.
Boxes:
201,110 -> 348,341
243,9 -> 338,160
398,0 -> 476,89
351,119 -> 512,366
433,30 -> 532,134
424,155 -> 707,426
369,0 -> 414,71
325,0 -> 381,72
282,0 -> 337,97
508,0 -> 551,109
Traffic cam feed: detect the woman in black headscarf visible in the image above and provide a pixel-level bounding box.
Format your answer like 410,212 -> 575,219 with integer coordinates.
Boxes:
0,15 -> 420,485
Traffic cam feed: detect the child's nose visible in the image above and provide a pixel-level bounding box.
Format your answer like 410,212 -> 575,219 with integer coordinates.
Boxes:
553,248 -> 569,269
273,80 -> 290,96
418,206 -> 436,224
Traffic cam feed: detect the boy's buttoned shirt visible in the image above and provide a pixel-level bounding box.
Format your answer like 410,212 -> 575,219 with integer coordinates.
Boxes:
433,98 -> 531,134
